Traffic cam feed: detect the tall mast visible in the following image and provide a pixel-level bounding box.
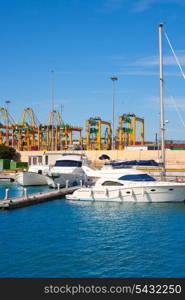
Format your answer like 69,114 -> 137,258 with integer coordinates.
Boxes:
159,23 -> 166,176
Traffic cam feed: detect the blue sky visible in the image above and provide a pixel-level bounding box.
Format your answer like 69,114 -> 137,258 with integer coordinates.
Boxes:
1,0 -> 185,141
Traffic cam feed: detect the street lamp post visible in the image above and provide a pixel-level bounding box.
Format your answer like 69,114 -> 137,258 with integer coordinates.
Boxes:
110,76 -> 118,150
51,70 -> 55,151
5,100 -> 11,146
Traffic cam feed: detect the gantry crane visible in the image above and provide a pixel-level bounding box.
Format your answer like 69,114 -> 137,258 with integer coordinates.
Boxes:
117,114 -> 144,150
86,117 -> 111,150
0,106 -> 145,151
0,107 -> 14,147
47,110 -> 83,150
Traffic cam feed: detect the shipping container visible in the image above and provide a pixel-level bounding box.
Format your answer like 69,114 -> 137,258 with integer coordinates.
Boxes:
0,159 -> 10,170
171,148 -> 185,150
10,161 -> 28,170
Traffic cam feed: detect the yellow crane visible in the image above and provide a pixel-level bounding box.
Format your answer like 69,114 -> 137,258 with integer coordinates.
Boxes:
0,107 -> 13,146
86,117 -> 111,150
118,114 -> 144,150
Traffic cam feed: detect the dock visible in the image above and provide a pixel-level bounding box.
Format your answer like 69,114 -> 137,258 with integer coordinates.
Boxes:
0,186 -> 79,210
0,171 -> 16,182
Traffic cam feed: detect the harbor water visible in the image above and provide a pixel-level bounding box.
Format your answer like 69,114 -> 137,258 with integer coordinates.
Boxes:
0,182 -> 185,278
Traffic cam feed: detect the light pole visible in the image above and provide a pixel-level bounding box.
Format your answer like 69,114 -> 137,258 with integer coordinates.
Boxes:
5,100 -> 11,146
51,70 -> 55,151
110,76 -> 118,150
61,104 -> 64,119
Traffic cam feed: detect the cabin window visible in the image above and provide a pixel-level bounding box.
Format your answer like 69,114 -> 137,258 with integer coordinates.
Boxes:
118,174 -> 156,182
45,156 -> 48,165
28,156 -> 32,166
102,181 -> 124,186
54,160 -> 82,167
32,157 -> 37,165
38,156 -> 42,164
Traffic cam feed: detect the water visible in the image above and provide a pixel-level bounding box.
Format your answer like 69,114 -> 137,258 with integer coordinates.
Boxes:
0,181 -> 50,199
0,182 -> 185,277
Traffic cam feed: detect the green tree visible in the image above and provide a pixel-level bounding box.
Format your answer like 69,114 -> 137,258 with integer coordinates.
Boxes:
0,145 -> 20,160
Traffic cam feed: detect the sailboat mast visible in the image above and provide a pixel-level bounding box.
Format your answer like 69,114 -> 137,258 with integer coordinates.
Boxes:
159,23 -> 165,174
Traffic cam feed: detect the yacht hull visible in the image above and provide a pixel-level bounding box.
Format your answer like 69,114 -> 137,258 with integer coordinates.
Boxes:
66,185 -> 185,203
15,172 -> 48,186
47,173 -> 86,188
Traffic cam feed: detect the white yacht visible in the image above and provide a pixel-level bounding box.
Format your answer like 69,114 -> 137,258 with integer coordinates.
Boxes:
16,158 -> 123,187
15,171 -> 48,186
15,152 -> 90,187
14,164 -> 50,186
66,170 -> 185,203
46,153 -> 91,188
82,162 -> 141,180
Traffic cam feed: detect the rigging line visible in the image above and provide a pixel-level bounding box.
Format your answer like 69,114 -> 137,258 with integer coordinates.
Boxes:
164,84 -> 185,128
8,112 -> 16,124
164,30 -> 185,79
170,95 -> 185,127
35,114 -> 41,127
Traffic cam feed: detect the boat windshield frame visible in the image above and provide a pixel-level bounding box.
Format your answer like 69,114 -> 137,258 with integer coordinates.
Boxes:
54,160 -> 82,167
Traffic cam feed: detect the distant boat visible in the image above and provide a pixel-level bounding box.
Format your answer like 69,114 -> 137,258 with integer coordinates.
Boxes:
15,152 -> 91,187
15,171 -> 48,186
15,162 -> 50,186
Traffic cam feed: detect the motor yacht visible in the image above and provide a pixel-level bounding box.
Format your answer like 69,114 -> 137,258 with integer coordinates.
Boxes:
46,153 -> 91,188
66,170 -> 185,203
82,161 -> 146,179
15,152 -> 91,187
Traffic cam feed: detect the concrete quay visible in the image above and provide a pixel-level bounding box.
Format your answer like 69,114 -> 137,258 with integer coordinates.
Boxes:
0,171 -> 16,181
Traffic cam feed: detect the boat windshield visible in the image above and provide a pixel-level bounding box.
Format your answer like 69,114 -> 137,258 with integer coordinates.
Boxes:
102,181 -> 124,186
54,160 -> 82,167
118,174 -> 156,181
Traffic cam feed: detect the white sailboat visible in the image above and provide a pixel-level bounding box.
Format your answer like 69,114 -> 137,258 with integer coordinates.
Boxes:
66,24 -> 185,203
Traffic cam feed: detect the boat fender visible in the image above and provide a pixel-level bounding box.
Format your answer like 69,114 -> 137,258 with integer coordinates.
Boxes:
90,190 -> 94,199
118,189 -> 123,200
